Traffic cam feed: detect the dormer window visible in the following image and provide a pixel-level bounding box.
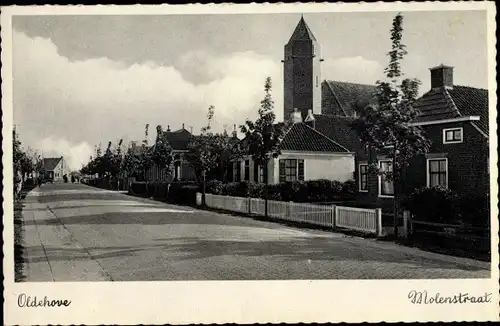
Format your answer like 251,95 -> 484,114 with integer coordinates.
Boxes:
443,127 -> 463,144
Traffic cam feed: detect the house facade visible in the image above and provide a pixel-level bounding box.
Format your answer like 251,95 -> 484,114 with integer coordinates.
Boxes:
144,125 -> 241,182
42,157 -> 69,182
144,126 -> 197,182
228,110 -> 355,184
355,65 -> 490,211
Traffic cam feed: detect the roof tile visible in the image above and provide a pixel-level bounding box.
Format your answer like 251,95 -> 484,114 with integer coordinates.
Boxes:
280,122 -> 349,153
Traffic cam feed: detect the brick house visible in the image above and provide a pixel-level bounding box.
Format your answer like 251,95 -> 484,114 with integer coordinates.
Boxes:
354,65 -> 490,213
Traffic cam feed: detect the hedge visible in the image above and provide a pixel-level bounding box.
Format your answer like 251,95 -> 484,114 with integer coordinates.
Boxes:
402,186 -> 489,227
129,181 -> 200,205
129,179 -> 356,205
205,179 -> 356,203
83,177 -> 128,191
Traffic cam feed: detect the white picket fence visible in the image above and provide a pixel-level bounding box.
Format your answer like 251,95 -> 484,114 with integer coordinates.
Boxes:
199,193 -> 382,236
335,206 -> 381,234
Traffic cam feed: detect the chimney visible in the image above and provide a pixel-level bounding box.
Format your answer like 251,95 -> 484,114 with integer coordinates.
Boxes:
167,125 -> 171,132
182,123 -> 185,130
430,64 -> 454,89
232,124 -> 238,138
290,108 -> 303,123
304,109 -> 315,129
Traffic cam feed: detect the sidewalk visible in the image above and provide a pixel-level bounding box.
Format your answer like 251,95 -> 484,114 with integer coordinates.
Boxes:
21,192 -> 112,282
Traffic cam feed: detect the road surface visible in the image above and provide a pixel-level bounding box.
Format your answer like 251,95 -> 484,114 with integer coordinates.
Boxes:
20,183 -> 490,281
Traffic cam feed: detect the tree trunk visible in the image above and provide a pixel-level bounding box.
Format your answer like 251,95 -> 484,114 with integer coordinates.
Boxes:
264,160 -> 268,218
393,152 -> 398,238
202,170 -> 206,207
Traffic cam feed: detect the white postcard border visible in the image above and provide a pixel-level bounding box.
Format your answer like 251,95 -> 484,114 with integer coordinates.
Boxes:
2,2 -> 498,324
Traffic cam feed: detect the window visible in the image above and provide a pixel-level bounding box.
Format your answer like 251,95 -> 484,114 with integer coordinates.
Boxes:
279,159 -> 305,182
253,162 -> 265,183
359,164 -> 368,192
316,75 -> 319,87
427,158 -> 448,188
443,127 -> 463,144
379,160 -> 394,197
244,160 -> 250,181
235,162 -> 241,182
226,162 -> 234,182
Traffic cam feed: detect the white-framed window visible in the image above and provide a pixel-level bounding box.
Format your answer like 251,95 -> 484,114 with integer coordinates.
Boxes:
254,163 -> 265,183
279,159 -> 305,182
378,160 -> 394,197
358,163 -> 368,192
427,158 -> 448,188
443,127 -> 463,144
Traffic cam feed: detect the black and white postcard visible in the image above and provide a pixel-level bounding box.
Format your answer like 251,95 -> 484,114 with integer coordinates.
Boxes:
2,2 -> 498,324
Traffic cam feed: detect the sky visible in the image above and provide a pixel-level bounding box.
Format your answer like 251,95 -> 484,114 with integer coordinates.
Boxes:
12,10 -> 489,171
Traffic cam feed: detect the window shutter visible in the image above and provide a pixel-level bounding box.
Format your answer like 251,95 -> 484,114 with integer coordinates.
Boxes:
279,160 -> 286,183
298,159 -> 305,181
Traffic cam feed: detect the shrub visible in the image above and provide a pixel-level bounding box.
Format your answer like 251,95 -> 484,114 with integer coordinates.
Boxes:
168,183 -> 200,205
402,186 -> 459,224
206,180 -> 224,195
456,194 -> 490,228
341,179 -> 357,199
280,181 -> 306,202
130,182 -> 147,195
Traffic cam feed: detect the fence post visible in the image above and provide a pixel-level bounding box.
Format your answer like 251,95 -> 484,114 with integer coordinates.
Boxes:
331,205 -> 336,229
375,208 -> 383,237
248,197 -> 252,214
403,210 -> 410,239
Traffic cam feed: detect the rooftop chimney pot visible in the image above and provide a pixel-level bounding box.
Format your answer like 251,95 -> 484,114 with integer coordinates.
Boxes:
430,64 -> 454,89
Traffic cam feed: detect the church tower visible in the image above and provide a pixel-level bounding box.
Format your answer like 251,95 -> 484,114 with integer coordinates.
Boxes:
283,15 -> 323,120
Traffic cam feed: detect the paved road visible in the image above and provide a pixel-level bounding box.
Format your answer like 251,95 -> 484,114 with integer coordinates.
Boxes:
20,183 -> 490,281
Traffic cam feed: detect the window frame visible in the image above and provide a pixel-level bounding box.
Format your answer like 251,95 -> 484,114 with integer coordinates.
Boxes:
426,158 -> 448,189
279,159 -> 305,182
378,160 -> 394,198
443,127 -> 463,144
358,163 -> 368,192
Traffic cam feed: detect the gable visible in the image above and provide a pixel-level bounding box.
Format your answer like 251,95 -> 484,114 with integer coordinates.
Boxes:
42,157 -> 62,171
162,129 -> 193,150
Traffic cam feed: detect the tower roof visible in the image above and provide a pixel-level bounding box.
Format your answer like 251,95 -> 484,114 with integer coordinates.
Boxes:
288,15 -> 317,42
